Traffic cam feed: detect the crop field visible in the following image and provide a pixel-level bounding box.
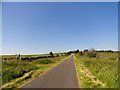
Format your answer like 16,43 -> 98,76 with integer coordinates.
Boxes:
1,53 -> 68,88
74,52 -> 118,88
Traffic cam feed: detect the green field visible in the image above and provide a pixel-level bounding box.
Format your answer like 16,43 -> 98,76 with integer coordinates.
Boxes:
1,53 -> 68,88
74,52 -> 118,88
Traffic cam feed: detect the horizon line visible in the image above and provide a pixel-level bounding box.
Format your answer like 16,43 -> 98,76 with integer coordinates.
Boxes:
1,49 -> 119,56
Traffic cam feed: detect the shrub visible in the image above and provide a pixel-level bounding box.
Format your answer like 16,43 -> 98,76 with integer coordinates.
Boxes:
2,60 -> 38,84
83,48 -> 97,58
36,59 -> 53,64
87,51 -> 97,58
79,51 -> 83,56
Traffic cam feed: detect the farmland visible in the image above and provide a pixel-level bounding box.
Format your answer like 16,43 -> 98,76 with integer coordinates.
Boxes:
1,53 -> 68,88
74,51 -> 118,88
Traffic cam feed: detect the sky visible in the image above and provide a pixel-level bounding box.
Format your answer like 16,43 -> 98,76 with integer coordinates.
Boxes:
0,2 -> 2,55
2,0 -> 119,2
2,2 -> 118,55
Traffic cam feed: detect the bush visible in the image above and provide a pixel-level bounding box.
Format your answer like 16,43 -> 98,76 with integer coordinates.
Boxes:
79,51 -> 83,56
56,54 -> 59,57
83,48 -> 97,58
36,59 -> 53,64
2,60 -> 38,84
87,51 -> 97,58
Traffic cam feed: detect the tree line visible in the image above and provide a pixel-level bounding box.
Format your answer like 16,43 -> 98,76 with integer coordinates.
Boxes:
2,49 -> 116,61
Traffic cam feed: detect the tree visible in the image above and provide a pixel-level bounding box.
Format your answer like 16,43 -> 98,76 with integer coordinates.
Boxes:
76,49 -> 79,53
74,49 -> 79,53
67,52 -> 71,55
49,51 -> 54,57
18,54 -> 20,58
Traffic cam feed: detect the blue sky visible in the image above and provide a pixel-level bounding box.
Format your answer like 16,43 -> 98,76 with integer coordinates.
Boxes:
2,2 -> 118,55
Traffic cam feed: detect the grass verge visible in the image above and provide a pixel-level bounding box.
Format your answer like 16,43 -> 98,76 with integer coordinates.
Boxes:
2,56 -> 69,89
74,56 -> 105,88
74,52 -> 118,88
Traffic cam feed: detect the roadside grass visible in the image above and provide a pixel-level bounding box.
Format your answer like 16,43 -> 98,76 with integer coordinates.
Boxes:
74,56 -> 105,88
2,60 -> 38,84
2,55 -> 68,89
74,52 -> 118,88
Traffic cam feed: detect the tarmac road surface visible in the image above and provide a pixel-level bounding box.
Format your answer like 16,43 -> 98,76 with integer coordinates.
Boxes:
21,55 -> 79,88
